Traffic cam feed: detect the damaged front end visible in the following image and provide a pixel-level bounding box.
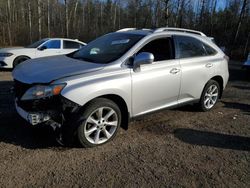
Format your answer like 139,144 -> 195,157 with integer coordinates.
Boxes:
14,80 -> 80,131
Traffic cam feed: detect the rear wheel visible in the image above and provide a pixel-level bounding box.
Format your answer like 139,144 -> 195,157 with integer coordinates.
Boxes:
13,56 -> 30,68
65,98 -> 121,148
198,80 -> 220,111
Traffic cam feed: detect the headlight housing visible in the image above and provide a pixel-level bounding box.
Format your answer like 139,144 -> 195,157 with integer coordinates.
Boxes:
21,84 -> 66,101
0,53 -> 13,57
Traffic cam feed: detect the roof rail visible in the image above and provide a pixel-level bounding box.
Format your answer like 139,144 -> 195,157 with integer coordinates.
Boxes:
116,28 -> 152,32
116,28 -> 137,32
154,27 -> 206,36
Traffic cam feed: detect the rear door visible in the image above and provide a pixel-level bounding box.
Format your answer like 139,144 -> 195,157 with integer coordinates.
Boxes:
174,35 -> 217,103
62,40 -> 84,54
131,37 -> 181,116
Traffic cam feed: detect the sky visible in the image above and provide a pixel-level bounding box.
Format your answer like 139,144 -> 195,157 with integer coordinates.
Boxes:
216,0 -> 227,10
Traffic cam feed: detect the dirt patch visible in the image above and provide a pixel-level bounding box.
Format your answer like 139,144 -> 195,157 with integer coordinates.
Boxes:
0,63 -> 249,187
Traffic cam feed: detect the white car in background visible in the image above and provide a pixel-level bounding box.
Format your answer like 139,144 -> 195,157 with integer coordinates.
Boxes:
0,38 -> 86,68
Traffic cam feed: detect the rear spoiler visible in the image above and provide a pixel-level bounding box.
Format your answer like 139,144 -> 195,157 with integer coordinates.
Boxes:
208,37 -> 216,43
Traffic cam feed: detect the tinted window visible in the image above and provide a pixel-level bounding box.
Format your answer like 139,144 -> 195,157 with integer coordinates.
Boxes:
42,40 -> 61,49
70,33 -> 144,64
176,36 -> 207,58
203,43 -> 217,55
138,38 -> 174,61
64,40 -> 81,49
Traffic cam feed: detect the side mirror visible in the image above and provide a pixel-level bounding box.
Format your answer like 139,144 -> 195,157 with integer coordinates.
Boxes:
38,46 -> 47,51
133,52 -> 154,71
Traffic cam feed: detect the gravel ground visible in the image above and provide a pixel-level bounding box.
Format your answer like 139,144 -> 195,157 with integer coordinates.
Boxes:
0,61 -> 249,187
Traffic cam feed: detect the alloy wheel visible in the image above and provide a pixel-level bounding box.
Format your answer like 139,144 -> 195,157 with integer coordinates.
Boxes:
84,107 -> 118,145
204,84 -> 219,109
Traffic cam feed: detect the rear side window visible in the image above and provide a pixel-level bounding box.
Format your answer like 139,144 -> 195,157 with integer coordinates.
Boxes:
63,40 -> 81,49
42,40 -> 61,49
203,43 -> 217,55
137,38 -> 174,62
175,36 -> 207,58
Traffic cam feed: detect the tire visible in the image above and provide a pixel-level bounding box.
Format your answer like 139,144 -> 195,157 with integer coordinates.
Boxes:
198,80 -> 220,112
13,56 -> 30,68
63,98 -> 122,148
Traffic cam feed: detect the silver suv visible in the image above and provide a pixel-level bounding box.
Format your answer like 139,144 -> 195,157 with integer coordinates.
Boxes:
13,28 -> 229,147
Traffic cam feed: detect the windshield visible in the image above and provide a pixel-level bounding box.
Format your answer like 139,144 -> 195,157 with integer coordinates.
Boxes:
69,33 -> 144,64
26,38 -> 49,48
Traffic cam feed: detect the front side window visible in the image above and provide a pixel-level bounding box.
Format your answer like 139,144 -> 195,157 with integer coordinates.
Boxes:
42,40 -> 61,49
63,40 -> 81,49
176,36 -> 207,58
70,33 -> 144,64
137,38 -> 174,61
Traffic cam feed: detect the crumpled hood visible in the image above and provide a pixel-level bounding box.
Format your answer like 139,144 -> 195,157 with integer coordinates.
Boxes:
12,55 -> 104,84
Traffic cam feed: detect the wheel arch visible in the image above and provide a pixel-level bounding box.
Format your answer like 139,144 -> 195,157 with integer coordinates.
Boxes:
210,75 -> 224,98
201,76 -> 224,99
79,94 -> 129,130
13,55 -> 31,67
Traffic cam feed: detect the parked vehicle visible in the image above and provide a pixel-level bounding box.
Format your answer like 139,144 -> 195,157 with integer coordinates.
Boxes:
0,38 -> 86,68
243,53 -> 250,70
13,28 -> 229,147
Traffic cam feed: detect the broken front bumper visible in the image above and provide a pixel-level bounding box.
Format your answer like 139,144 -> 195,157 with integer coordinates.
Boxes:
15,100 -> 51,125
15,95 -> 79,127
13,80 -> 79,129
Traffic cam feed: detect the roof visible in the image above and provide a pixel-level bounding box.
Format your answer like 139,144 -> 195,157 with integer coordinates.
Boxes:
43,38 -> 86,44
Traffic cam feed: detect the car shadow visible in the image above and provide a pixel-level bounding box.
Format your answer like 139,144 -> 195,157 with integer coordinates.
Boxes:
222,101 -> 250,115
0,117 -> 60,149
173,104 -> 199,112
0,81 -> 61,149
0,68 -> 12,72
233,85 -> 250,90
174,128 -> 250,151
228,63 -> 250,82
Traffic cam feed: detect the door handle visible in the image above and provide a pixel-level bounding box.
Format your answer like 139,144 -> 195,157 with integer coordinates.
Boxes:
206,63 -> 213,68
170,68 -> 180,74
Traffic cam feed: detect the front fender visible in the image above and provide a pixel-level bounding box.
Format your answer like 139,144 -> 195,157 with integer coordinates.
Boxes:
60,69 -> 132,114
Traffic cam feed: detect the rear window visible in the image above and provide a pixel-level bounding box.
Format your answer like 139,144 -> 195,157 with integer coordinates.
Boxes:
63,40 -> 81,49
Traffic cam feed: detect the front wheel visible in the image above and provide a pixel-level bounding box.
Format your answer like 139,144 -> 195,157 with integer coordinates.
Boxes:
198,80 -> 220,112
76,98 -> 121,148
13,56 -> 30,68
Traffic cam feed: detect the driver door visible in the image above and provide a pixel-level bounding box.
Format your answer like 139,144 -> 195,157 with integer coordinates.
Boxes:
131,37 -> 181,116
35,39 -> 62,58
